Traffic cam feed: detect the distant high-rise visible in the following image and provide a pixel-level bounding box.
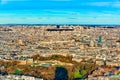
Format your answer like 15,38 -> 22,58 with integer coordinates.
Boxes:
98,36 -> 102,43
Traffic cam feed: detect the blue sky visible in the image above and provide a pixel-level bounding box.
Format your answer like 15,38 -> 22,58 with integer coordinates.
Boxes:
0,0 -> 120,24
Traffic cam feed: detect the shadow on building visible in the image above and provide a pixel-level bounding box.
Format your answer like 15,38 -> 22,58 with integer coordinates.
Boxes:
54,67 -> 68,80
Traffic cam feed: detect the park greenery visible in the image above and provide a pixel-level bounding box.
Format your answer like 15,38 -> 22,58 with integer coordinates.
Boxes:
0,54 -> 98,79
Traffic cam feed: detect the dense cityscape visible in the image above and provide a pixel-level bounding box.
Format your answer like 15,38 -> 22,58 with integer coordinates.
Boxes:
1,0 -> 120,79
0,25 -> 120,80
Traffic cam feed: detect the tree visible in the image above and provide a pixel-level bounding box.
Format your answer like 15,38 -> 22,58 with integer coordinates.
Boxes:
54,67 -> 68,80
14,69 -> 22,75
74,70 -> 83,79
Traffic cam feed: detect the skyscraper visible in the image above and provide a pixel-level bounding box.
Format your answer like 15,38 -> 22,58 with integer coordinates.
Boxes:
98,36 -> 102,43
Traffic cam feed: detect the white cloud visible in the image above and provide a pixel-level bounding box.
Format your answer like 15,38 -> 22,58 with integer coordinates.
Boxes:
1,0 -> 16,4
85,1 -> 120,8
0,0 -> 28,4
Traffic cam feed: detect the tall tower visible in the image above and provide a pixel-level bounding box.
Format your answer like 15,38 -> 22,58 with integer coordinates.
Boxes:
103,57 -> 106,67
90,40 -> 94,47
98,36 -> 102,43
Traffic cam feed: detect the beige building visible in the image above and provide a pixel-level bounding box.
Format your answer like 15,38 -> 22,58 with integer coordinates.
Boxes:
95,59 -> 104,66
18,39 -> 24,45
80,44 -> 85,49
26,58 -> 33,65
90,40 -> 94,47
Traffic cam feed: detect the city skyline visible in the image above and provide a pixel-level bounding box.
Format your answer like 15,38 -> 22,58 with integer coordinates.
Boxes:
0,0 -> 120,24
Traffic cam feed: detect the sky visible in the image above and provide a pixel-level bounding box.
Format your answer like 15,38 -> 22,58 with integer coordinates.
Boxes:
0,0 -> 120,24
